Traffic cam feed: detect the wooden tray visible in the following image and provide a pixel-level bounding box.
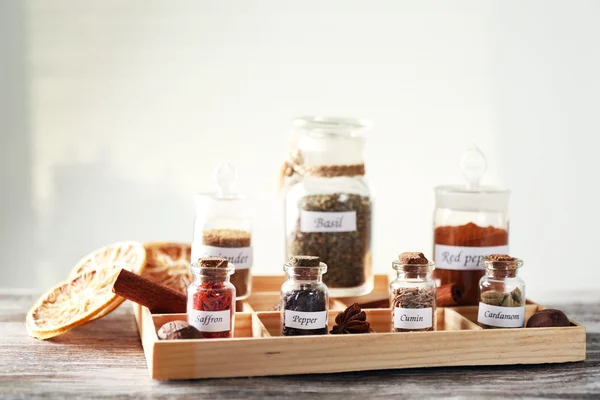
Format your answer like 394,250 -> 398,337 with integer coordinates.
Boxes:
133,274 -> 586,380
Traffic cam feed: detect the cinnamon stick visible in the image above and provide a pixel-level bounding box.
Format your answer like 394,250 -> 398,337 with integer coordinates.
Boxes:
436,283 -> 463,307
112,269 -> 187,314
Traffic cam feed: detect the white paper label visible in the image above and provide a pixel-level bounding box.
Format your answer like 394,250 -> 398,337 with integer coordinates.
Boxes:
477,303 -> 525,328
300,211 -> 357,233
188,309 -> 231,332
192,245 -> 253,270
284,310 -> 328,330
393,307 -> 433,330
434,245 -> 509,270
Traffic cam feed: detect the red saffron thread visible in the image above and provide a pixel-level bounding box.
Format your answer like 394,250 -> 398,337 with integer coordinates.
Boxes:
192,280 -> 234,339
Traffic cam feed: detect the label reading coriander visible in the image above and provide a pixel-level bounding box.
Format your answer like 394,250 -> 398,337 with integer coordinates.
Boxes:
192,245 -> 253,269
434,245 -> 509,270
393,307 -> 433,330
188,309 -> 231,332
284,310 -> 328,330
300,211 -> 357,233
477,303 -> 525,328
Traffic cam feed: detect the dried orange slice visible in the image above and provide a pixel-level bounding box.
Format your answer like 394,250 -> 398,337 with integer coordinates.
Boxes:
140,242 -> 192,294
68,241 -> 146,320
26,241 -> 146,339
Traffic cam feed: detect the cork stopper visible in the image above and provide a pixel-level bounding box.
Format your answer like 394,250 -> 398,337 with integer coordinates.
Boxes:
486,254 -> 514,262
398,252 -> 429,265
483,254 -> 522,278
198,257 -> 229,269
288,255 -> 321,267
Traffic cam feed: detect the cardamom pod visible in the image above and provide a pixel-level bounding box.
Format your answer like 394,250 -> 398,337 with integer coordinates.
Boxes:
481,290 -> 504,306
511,287 -> 523,306
501,294 -> 516,307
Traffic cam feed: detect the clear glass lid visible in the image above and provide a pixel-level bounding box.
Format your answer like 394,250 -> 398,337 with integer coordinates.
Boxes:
435,146 -> 509,212
194,161 -> 251,218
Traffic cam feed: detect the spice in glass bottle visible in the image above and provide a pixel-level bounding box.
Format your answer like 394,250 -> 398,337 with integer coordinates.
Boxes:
187,257 -> 236,338
281,256 -> 329,336
477,254 -> 525,329
433,147 -> 510,305
283,117 -> 373,297
390,252 -> 436,332
192,161 -> 254,301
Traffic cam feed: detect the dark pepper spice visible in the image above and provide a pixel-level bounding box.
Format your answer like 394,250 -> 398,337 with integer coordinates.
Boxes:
282,288 -> 328,336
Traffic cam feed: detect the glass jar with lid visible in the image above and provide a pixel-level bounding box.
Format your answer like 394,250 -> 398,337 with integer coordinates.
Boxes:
192,162 -> 253,300
283,116 -> 373,297
390,252 -> 436,332
433,147 -> 510,305
280,256 -> 329,336
477,254 -> 525,329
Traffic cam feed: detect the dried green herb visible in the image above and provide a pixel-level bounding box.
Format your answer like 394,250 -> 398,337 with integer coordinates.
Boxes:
287,193 -> 371,289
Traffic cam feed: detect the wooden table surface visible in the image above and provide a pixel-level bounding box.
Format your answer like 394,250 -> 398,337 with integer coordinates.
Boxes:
1,291 -> 599,399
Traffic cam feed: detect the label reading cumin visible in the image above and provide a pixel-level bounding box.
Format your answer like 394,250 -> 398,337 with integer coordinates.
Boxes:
477,303 -> 525,328
393,307 -> 433,330
188,309 -> 231,332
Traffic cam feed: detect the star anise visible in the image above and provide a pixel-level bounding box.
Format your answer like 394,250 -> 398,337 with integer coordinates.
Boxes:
330,303 -> 373,334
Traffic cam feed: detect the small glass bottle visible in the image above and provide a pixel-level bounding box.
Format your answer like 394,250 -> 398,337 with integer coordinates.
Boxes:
478,254 -> 525,329
433,146 -> 510,305
390,253 -> 436,332
283,116 -> 373,297
187,257 -> 236,338
192,161 -> 253,300
281,256 -> 329,336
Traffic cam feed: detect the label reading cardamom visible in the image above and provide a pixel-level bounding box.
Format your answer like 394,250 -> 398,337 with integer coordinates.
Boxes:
393,307 -> 433,330
477,303 -> 525,328
435,245 -> 509,270
300,211 -> 357,233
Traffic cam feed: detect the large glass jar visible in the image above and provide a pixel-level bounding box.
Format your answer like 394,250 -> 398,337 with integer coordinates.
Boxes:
192,162 -> 253,300
283,116 -> 373,297
280,256 -> 329,336
390,253 -> 436,332
187,258 -> 236,338
477,254 -> 525,329
433,147 -> 510,305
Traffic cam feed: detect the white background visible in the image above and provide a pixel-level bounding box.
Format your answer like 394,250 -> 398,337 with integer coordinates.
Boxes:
1,1 -> 599,302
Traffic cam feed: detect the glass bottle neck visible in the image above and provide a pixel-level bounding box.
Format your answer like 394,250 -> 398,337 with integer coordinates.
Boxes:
485,268 -> 518,279
395,270 -> 433,280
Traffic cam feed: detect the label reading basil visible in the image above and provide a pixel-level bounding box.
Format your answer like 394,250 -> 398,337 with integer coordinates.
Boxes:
192,245 -> 253,270
284,310 -> 328,330
477,303 -> 525,328
393,307 -> 433,330
434,244 -> 509,270
300,211 -> 357,233
188,309 -> 231,332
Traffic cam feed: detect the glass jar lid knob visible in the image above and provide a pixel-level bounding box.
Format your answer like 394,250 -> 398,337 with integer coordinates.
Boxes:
215,161 -> 236,198
461,145 -> 487,190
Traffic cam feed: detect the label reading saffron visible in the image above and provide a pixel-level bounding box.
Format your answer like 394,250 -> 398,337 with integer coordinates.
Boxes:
284,310 -> 328,330
393,307 -> 433,330
477,303 -> 525,328
300,211 -> 357,233
188,309 -> 231,332
434,245 -> 509,270
192,245 -> 253,270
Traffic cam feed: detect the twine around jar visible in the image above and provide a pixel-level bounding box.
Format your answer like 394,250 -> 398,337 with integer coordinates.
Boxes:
280,149 -> 365,188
